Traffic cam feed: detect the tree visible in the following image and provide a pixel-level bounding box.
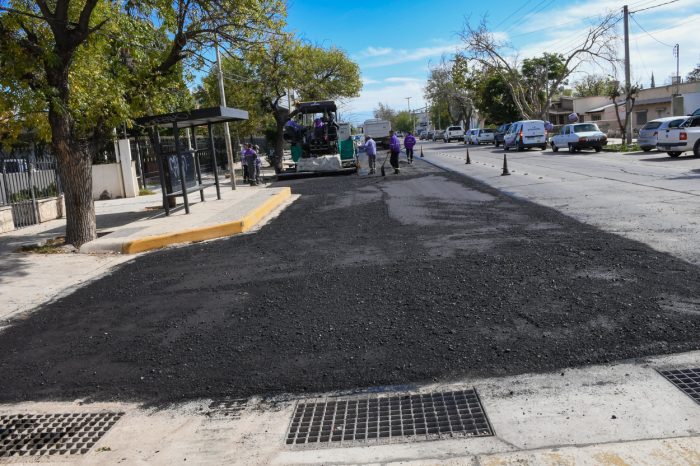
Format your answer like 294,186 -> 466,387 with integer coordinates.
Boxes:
573,74 -> 616,97
0,0 -> 283,246
467,67 -> 519,125
608,81 -> 640,143
687,64 -> 700,83
425,57 -> 473,126
373,102 -> 396,122
460,14 -> 619,119
230,36 -> 360,172
393,111 -> 413,133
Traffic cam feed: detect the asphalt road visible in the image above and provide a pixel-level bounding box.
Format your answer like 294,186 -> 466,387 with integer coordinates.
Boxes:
421,139 -> 700,265
1,158 -> 700,404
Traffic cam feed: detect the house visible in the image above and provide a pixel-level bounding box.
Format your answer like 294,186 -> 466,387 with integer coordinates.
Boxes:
571,81 -> 700,137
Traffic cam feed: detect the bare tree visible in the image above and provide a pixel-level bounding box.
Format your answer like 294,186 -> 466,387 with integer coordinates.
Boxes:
459,13 -> 619,120
609,81 -> 640,143
425,57 -> 474,126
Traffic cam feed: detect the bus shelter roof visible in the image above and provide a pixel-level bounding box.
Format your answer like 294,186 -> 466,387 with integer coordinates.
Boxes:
135,106 -> 249,128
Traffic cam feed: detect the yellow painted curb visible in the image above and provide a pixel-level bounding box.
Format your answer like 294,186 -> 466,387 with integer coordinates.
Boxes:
122,188 -> 292,254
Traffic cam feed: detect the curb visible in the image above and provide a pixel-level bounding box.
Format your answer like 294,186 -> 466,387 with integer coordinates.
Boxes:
121,188 -> 292,254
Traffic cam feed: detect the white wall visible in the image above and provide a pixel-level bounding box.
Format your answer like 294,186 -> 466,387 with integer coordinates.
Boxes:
683,92 -> 700,115
92,163 -> 124,200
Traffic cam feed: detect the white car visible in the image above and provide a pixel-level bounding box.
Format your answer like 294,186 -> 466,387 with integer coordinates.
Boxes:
657,113 -> 700,157
465,129 -> 479,144
476,128 -> 495,144
638,117 -> 688,152
503,120 -> 548,151
550,123 -> 607,153
444,126 -> 465,142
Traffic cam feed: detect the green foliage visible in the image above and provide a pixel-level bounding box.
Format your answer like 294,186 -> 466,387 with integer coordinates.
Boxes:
687,64 -> 700,83
573,75 -> 616,97
393,111 -> 414,133
138,188 -> 155,196
468,69 -> 519,125
10,183 -> 58,202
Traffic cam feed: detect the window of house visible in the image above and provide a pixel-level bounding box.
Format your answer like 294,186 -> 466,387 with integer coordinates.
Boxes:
656,109 -> 665,118
636,110 -> 648,125
591,115 -> 601,121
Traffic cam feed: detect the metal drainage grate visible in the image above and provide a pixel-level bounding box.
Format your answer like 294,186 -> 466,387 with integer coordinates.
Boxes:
0,412 -> 123,458
208,398 -> 247,418
286,389 -> 493,446
659,368 -> 700,405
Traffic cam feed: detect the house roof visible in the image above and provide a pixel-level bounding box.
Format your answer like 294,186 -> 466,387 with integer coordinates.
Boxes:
635,96 -> 672,106
585,102 -> 623,113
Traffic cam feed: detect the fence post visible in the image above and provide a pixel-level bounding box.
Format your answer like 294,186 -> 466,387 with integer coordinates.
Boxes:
28,144 -> 39,224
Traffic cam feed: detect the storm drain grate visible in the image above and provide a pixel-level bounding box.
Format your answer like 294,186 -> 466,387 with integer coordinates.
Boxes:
0,412 -> 123,458
659,368 -> 700,405
208,398 -> 248,418
286,389 -> 493,446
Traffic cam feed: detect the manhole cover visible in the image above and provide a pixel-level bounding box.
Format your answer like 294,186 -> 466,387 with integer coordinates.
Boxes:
286,389 -> 493,447
659,368 -> 700,405
0,412 -> 123,458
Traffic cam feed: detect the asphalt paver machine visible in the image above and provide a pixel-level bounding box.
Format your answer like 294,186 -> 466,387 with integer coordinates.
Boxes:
278,100 -> 357,179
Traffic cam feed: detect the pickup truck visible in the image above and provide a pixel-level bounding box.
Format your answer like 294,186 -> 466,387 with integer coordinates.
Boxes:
444,125 -> 465,142
657,111 -> 700,157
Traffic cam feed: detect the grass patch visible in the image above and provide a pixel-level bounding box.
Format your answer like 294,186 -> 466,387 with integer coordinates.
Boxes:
602,143 -> 641,153
139,188 -> 156,196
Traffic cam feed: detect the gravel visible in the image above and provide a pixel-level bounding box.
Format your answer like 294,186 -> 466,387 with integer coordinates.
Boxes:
1,161 -> 699,404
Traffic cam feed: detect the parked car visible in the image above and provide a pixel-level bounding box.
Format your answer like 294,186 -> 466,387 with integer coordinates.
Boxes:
657,114 -> 700,157
432,130 -> 445,141
465,129 -> 479,144
550,123 -> 607,153
494,123 -> 511,147
417,130 -> 427,140
503,120 -> 548,151
426,130 -> 435,140
395,131 -> 405,138
637,117 -> 688,152
476,128 -> 495,145
444,125 -> 465,142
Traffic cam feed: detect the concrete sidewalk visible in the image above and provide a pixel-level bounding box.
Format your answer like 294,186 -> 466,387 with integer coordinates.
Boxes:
1,351 -> 697,465
80,186 -> 293,254
0,184 -> 296,324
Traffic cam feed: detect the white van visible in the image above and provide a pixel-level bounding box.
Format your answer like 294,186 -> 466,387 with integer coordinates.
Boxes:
503,120 -> 547,151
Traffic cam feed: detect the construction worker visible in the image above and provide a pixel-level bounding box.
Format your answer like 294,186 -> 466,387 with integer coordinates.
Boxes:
242,143 -> 258,186
389,130 -> 401,174
404,132 -> 416,164
365,135 -> 377,175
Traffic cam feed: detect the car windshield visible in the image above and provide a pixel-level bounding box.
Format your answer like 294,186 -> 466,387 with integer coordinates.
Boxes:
573,124 -> 599,132
482,129 -> 494,134
642,122 -> 662,130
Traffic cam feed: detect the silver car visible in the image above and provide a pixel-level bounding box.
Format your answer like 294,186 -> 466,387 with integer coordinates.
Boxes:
638,117 -> 688,152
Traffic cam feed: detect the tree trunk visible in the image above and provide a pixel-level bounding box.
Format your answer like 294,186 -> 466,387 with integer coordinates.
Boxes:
47,63 -> 97,247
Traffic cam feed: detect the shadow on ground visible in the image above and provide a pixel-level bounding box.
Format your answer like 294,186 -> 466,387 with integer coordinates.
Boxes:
1,160 -> 699,405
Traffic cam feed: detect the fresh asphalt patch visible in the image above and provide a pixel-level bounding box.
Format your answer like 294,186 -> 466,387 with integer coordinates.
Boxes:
1,161 -> 700,404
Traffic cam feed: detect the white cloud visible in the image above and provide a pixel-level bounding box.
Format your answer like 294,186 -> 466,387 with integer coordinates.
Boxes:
358,46 -> 393,58
361,44 -> 461,68
362,77 -> 380,85
342,80 -> 428,124
384,77 -> 422,83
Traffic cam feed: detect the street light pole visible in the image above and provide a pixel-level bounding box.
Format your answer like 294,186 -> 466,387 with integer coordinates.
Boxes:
623,4 -> 632,145
216,42 -> 236,189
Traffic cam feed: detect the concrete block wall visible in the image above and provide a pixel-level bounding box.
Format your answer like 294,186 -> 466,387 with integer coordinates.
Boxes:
0,206 -> 13,233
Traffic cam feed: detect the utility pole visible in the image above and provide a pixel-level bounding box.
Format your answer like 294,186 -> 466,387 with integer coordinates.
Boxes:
216,42 -> 236,189
623,5 -> 632,144
405,97 -> 413,133
673,44 -> 680,95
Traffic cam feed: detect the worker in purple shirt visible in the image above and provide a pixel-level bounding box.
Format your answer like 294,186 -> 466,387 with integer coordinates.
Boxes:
242,143 -> 258,186
404,132 -> 416,164
364,135 -> 377,174
388,130 -> 401,174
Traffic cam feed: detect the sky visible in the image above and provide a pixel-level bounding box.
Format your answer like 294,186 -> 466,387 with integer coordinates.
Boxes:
285,0 -> 700,125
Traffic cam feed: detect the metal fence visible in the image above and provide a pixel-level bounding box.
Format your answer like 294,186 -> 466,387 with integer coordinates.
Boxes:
0,146 -> 62,228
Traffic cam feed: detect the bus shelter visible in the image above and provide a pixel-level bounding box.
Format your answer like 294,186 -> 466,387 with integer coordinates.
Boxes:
135,106 -> 248,215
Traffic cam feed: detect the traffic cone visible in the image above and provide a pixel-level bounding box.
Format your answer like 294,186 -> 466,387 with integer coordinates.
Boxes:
501,154 -> 511,176
420,145 -> 424,157
465,147 -> 471,164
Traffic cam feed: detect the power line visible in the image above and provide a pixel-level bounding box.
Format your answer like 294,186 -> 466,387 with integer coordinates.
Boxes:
629,14 -> 674,47
630,0 -> 681,14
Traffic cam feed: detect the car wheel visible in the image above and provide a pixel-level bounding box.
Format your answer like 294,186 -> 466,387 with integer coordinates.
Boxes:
504,144 -> 509,151
594,146 -> 602,153
568,143 -> 575,153
640,146 -> 653,152
694,140 -> 700,157
667,151 -> 682,157
495,141 -> 500,147
516,144 -> 523,152
552,142 -> 558,152
540,146 -> 547,151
